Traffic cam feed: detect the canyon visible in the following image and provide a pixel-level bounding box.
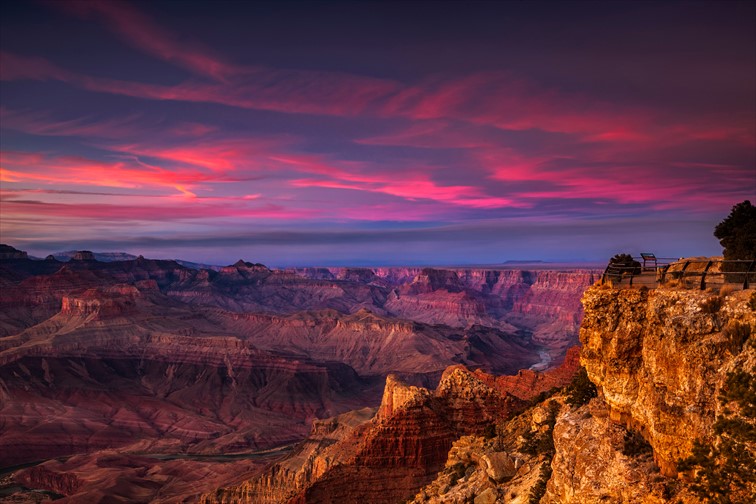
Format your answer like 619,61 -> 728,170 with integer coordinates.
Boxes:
5,244 -> 750,503
0,245 -> 597,502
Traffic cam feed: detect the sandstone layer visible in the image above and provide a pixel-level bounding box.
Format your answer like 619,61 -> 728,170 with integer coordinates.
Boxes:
579,285 -> 755,474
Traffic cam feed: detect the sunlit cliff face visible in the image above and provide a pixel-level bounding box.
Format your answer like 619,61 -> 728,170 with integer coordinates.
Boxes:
1,1 -> 754,265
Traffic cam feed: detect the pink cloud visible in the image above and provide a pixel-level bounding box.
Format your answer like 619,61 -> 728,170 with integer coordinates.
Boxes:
0,107 -> 219,140
0,51 -> 72,81
378,72 -> 653,138
0,197 -> 314,221
355,121 -> 493,149
2,1 -> 752,221
1,51 -> 398,117
0,108 -> 146,139
57,1 -> 245,81
291,175 -> 527,210
109,138 -> 286,173
502,162 -> 751,211
3,48 -> 751,150
0,150 -> 233,195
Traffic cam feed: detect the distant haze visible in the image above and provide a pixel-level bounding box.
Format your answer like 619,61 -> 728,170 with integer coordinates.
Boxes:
1,1 -> 753,265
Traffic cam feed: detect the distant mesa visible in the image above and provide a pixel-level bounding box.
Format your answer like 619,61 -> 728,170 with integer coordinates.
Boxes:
54,250 -> 136,262
45,255 -> 58,261
0,244 -> 28,260
336,268 -> 377,283
71,250 -> 97,261
232,259 -> 269,270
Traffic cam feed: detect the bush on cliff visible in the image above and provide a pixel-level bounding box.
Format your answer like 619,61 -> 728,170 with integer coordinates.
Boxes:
677,366 -> 756,503
520,400 -> 560,456
565,367 -> 597,407
524,400 -> 560,504
528,462 -> 552,504
607,253 -> 642,276
714,200 -> 756,261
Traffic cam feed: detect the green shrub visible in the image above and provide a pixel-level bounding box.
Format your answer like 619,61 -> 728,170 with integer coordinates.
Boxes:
714,200 -> 756,261
608,253 -> 642,275
520,402 -> 560,456
529,386 -> 561,406
565,367 -> 598,407
700,296 -> 723,314
521,401 -> 561,503
677,366 -> 756,503
527,462 -> 552,504
661,480 -> 679,500
718,367 -> 756,417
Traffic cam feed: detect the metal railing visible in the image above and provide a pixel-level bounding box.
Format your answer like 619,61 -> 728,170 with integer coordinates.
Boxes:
600,258 -> 756,290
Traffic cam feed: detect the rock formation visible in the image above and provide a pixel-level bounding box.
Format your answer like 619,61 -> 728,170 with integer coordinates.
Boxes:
0,246 -> 596,501
200,351 -> 581,504
409,281 -> 754,504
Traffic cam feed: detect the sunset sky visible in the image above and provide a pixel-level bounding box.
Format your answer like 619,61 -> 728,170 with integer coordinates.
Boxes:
1,0 -> 754,266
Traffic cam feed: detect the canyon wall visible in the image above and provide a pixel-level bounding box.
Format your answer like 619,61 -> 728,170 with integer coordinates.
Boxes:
0,247 -> 597,501
200,350 -> 580,504
577,285 -> 755,474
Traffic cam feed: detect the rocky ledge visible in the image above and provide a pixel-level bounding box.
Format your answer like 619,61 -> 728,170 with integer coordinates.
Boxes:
580,285 -> 755,476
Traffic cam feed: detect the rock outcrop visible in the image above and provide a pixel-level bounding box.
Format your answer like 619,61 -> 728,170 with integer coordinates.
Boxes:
407,279 -> 755,504
200,367 -> 523,503
579,285 -> 755,475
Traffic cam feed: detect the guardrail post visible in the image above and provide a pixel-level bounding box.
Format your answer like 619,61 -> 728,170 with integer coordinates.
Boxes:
745,260 -> 755,289
680,261 -> 691,287
658,265 -> 669,285
700,260 -> 713,290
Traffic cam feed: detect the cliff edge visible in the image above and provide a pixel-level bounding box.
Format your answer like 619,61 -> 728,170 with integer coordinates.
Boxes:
545,283 -> 755,503
413,281 -> 754,504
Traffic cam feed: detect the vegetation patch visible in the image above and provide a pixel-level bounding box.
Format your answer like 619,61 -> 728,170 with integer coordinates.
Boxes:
522,400 -> 560,503
714,200 -> 756,262
529,386 -> 561,406
718,368 -> 756,417
700,296 -> 723,314
527,461 -> 552,504
565,367 -> 597,407
677,366 -> 756,503
520,400 -> 560,456
482,423 -> 497,440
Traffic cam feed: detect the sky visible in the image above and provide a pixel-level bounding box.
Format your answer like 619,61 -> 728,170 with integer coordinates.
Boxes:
1,0 -> 754,266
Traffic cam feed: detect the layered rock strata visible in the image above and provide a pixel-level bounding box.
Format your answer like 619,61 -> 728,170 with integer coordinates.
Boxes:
579,285 -> 755,475
200,350 -> 581,504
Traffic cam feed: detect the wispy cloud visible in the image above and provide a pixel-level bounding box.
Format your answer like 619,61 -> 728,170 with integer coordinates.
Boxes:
1,0 -> 753,264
